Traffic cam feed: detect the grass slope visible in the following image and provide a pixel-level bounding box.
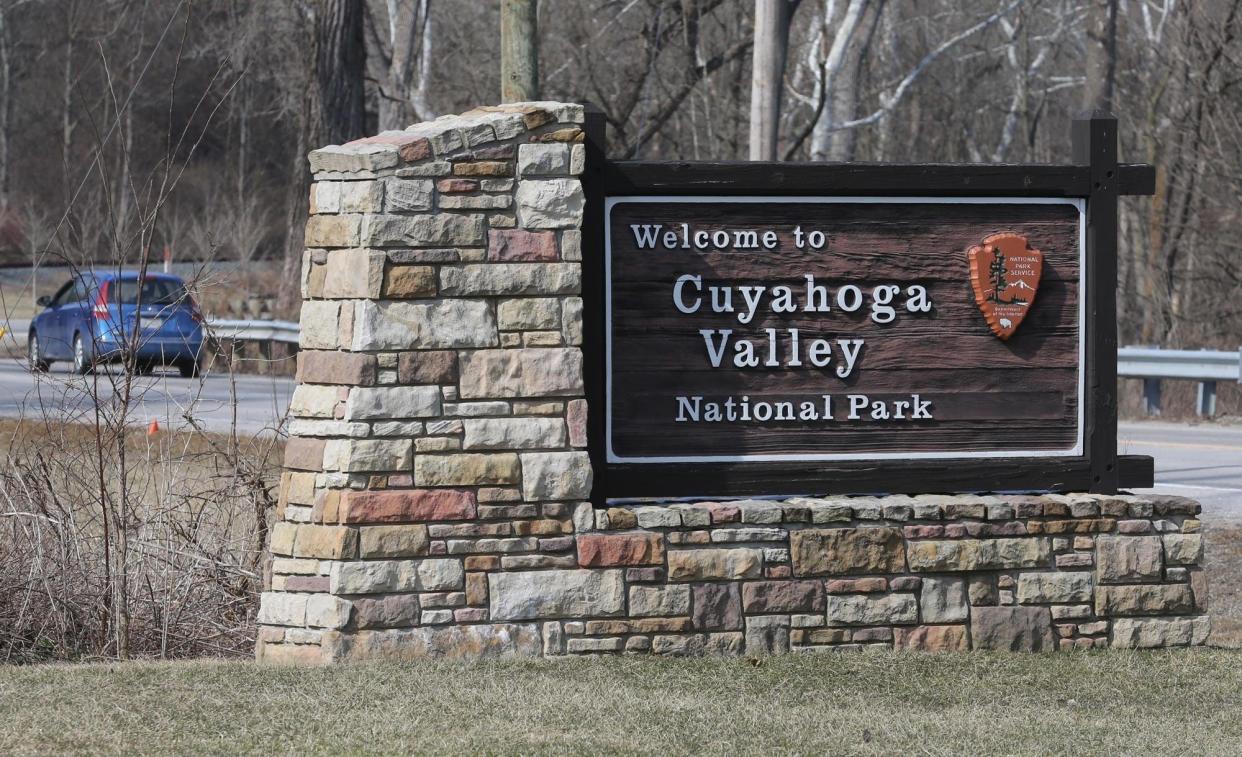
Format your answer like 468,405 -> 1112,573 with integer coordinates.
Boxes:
1,651 -> 1240,755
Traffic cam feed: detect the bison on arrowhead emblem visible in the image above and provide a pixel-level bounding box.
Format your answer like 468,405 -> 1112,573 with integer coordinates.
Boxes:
967,232 -> 1043,340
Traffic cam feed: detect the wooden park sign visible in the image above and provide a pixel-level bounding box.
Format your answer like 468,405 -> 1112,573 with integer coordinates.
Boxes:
578,112 -> 1156,499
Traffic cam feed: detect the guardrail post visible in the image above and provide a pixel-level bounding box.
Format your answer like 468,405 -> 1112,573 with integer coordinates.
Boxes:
1142,379 -> 1161,416
1196,381 -> 1216,417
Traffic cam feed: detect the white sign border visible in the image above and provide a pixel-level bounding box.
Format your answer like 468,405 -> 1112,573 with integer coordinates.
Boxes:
604,195 -> 1087,464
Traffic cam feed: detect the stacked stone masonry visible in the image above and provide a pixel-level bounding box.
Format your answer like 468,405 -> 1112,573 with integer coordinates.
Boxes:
256,103 -> 1209,661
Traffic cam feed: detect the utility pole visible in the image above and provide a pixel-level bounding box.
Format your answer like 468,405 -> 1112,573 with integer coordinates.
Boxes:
500,0 -> 539,102
749,0 -> 799,160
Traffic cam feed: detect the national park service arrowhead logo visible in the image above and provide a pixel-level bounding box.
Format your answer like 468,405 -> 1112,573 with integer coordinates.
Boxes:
968,232 -> 1043,340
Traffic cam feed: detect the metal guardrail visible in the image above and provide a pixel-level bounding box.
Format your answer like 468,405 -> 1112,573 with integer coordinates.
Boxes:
206,318 -> 301,344
1118,346 -> 1242,416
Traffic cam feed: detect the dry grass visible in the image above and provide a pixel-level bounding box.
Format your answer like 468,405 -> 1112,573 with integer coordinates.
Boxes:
0,650 -> 1239,755
1206,523 -> 1242,646
0,417 -> 281,662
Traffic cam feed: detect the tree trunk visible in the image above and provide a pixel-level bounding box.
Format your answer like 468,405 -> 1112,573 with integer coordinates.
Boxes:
501,0 -> 538,102
0,3 -> 9,210
808,0 -> 871,161
748,0 -> 797,160
316,0 -> 367,144
1082,0 -> 1118,113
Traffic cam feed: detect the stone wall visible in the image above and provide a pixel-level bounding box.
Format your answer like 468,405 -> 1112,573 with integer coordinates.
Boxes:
256,103 -> 1209,661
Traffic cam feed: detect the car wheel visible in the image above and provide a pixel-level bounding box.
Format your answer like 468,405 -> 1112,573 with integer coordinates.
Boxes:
72,333 -> 93,375
178,358 -> 200,379
28,331 -> 49,372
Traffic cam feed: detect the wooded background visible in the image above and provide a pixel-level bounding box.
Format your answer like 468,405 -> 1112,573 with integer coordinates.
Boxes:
0,0 -> 1236,351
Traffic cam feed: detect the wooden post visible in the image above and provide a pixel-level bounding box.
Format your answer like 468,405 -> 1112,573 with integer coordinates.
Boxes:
580,103 -> 607,508
749,0 -> 795,160
500,0 -> 539,102
1073,112 -> 1119,493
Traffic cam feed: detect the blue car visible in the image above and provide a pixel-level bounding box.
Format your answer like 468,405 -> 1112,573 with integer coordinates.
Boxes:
28,271 -> 205,377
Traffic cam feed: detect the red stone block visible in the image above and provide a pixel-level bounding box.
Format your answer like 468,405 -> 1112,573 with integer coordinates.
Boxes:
704,503 -> 741,524
297,350 -> 378,386
487,229 -> 558,261
577,533 -> 664,566
346,133 -> 431,163
894,624 -> 968,652
438,178 -> 479,193
766,565 -> 792,579
454,608 -> 488,623
741,580 -> 825,613
397,350 -> 458,385
903,524 -> 944,539
284,575 -> 331,592
341,489 -> 477,524
284,437 -> 326,471
567,399 -> 588,447
825,577 -> 888,594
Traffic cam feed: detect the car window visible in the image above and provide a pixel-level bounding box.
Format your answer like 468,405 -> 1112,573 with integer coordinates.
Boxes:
70,278 -> 91,302
48,281 -> 74,307
110,278 -> 187,306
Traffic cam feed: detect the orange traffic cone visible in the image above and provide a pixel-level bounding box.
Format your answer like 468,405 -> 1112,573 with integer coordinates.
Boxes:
147,419 -> 160,436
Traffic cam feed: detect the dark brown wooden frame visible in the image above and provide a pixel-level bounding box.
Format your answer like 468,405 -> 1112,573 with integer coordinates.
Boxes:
579,105 -> 1155,503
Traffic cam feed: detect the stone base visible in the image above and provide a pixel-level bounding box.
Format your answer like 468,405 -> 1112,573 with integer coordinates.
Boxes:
257,493 -> 1210,661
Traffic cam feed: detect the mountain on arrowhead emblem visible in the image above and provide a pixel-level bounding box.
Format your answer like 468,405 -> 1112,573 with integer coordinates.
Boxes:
967,232 -> 1043,340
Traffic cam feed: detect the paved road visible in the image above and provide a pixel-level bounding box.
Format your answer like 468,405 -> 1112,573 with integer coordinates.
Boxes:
0,352 -> 1236,517
1120,420 -> 1242,522
0,357 -> 293,436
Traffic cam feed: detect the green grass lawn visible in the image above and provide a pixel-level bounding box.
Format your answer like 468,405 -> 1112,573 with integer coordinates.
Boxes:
1,650 -> 1240,755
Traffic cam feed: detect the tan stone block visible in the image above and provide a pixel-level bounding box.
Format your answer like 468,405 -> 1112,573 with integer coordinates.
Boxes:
970,606 -> 1056,651
1096,535 -> 1163,582
1016,571 -> 1093,604
299,301 -> 341,350
791,527 -> 906,575
458,348 -> 583,398
338,180 -> 384,213
293,524 -> 358,560
489,568 -> 624,620
359,524 -> 430,558
497,297 -> 560,330
440,263 -> 580,297
1095,584 -> 1193,616
322,249 -> 385,298
306,595 -> 353,630
414,453 -> 521,486
466,572 -> 488,605
906,538 -> 1050,572
383,265 -> 437,298
258,643 -> 325,665
667,548 -> 763,581
270,522 -> 298,556
305,214 -> 361,248
286,471 -> 317,506
1162,533 -> 1203,565
289,384 -> 341,419
1110,616 -> 1194,648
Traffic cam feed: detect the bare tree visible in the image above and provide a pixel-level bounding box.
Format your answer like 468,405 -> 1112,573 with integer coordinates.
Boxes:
316,0 -> 368,144
367,0 -> 436,130
749,0 -> 800,159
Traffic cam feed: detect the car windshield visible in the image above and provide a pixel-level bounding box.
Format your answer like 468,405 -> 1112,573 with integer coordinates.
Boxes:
110,278 -> 187,306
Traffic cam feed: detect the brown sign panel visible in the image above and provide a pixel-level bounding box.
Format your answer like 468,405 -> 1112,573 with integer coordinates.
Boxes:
605,197 -> 1083,463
